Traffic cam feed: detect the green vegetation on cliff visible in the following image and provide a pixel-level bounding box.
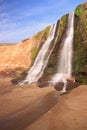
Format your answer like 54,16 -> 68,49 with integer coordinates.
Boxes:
73,2 -> 87,84
32,47 -> 38,61
59,15 -> 67,41
45,26 -> 51,39
35,26 -> 51,40
32,26 -> 51,61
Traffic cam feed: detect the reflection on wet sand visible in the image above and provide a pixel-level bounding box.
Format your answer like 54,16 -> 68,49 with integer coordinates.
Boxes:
0,91 -> 60,130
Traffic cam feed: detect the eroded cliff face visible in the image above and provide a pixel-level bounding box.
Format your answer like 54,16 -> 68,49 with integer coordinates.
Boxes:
40,3 -> 87,84
0,26 -> 50,77
73,2 -> 87,84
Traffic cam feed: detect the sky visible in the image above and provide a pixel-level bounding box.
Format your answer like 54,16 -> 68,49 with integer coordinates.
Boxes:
0,0 -> 85,43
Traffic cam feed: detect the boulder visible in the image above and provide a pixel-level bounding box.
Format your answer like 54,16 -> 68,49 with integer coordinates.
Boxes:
67,77 -> 75,82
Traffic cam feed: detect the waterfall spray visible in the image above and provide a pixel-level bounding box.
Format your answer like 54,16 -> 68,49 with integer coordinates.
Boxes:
49,12 -> 74,92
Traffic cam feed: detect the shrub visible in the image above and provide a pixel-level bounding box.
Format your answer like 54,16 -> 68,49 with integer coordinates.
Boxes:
75,5 -> 82,17
32,48 -> 38,61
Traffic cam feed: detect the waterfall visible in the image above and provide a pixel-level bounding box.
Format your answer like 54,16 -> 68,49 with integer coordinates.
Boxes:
19,21 -> 59,85
49,12 -> 74,92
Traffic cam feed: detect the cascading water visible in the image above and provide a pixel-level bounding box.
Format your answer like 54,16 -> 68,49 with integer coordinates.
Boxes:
49,12 -> 74,92
19,21 -> 59,85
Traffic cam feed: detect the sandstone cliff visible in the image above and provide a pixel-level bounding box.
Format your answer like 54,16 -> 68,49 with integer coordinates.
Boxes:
0,26 -> 50,77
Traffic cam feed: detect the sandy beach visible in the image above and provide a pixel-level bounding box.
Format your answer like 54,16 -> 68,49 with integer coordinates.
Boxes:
0,78 -> 87,130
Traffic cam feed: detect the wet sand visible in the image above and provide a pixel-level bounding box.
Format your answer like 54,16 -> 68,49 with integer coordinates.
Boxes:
26,85 -> 87,130
0,78 -> 59,130
0,78 -> 87,130
0,91 -> 59,130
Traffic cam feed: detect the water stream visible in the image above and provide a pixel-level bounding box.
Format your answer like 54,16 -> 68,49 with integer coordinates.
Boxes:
49,12 -> 74,92
19,21 -> 59,85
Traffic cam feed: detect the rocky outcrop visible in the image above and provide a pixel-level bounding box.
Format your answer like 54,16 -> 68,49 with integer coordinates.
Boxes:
41,2 -> 87,85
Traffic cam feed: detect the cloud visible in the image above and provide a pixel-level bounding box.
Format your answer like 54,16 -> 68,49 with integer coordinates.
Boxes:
1,0 -> 65,20
0,13 -> 18,32
0,0 -> 55,42
0,0 -> 83,43
0,12 -> 8,18
7,0 -> 66,21
0,21 -> 51,43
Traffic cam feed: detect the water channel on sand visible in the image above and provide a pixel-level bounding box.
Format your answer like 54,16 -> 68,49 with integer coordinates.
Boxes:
0,90 -> 60,130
